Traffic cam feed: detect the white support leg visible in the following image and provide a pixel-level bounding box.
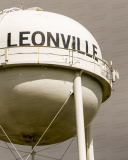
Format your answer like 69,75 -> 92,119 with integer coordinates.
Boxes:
74,71 -> 87,160
85,125 -> 94,160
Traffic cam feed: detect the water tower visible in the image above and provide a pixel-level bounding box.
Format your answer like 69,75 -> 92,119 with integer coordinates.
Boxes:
0,7 -> 118,160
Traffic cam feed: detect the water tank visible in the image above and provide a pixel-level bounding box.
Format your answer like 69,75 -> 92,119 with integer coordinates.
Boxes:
0,7 -> 112,145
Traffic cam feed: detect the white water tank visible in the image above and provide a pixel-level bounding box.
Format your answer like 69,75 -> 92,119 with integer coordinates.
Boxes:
0,7 -> 112,145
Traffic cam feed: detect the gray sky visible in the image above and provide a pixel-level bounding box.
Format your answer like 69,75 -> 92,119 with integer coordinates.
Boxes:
0,0 -> 128,160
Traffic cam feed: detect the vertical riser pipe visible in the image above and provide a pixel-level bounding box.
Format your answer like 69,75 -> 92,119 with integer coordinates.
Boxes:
74,71 -> 87,160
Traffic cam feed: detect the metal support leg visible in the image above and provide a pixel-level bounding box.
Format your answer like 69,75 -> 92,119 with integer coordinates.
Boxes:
85,125 -> 94,160
74,71 -> 87,160
32,141 -> 35,160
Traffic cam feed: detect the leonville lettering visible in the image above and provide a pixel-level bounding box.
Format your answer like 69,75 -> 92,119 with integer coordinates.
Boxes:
7,31 -> 98,61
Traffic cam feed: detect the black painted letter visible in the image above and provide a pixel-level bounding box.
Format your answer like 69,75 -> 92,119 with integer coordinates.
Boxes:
61,34 -> 71,48
77,37 -> 80,51
7,33 -> 17,47
72,36 -> 75,49
86,41 -> 92,58
93,44 -> 98,61
47,32 -> 59,47
19,32 -> 30,46
77,37 -> 83,54
32,31 -> 45,46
